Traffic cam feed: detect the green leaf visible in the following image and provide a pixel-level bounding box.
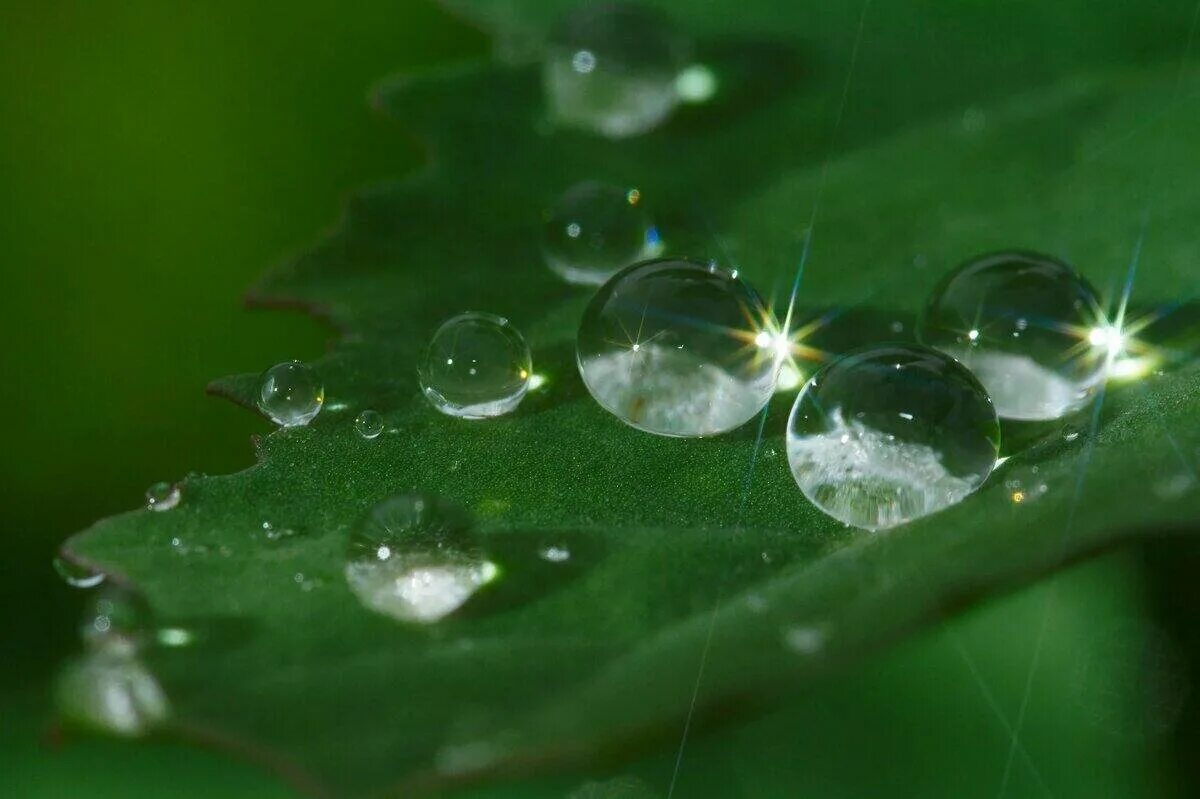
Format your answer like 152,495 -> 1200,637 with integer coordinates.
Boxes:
63,1 -> 1200,795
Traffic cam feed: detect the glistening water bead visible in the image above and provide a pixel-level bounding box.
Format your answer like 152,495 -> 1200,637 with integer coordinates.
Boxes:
343,494 -> 499,624
543,181 -> 655,286
419,313 -> 532,419
544,2 -> 690,138
787,344 -> 1000,530
257,361 -> 324,427
355,409 -> 384,439
577,258 -> 780,437
919,250 -> 1113,421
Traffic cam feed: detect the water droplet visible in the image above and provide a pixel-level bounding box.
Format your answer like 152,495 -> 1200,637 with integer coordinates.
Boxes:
81,588 -> 152,655
543,181 -> 655,285
920,251 -> 1109,420
782,625 -> 826,655
675,63 -> 717,103
787,344 -> 999,530
255,520 -> 302,544
577,258 -> 779,437
344,494 -> 499,623
545,3 -> 690,138
53,557 -> 105,589
257,361 -> 324,427
355,409 -> 384,439
539,545 -> 571,563
1154,473 -> 1195,500
419,313 -> 532,419
56,650 -> 169,737
569,776 -> 661,799
145,481 -> 180,511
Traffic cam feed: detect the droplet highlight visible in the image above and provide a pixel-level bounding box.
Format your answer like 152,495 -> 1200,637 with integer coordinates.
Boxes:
577,258 -> 779,437
419,313 -> 532,419
257,360 -> 324,427
544,2 -> 690,138
920,251 -> 1111,420
786,344 -> 1000,530
56,650 -> 169,737
355,409 -> 384,439
543,181 -> 655,285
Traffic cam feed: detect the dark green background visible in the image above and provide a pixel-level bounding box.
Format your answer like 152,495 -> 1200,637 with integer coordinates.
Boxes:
1,1 -> 1195,796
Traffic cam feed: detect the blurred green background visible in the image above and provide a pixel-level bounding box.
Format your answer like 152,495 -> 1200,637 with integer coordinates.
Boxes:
1,1 -> 1195,796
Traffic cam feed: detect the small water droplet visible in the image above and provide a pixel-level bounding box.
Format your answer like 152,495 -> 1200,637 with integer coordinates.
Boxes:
782,625 -> 826,655
539,545 -> 571,563
568,777 -> 660,799
543,181 -> 656,285
53,557 -> 105,589
344,494 -> 499,623
257,361 -> 324,427
419,313 -> 532,419
255,520 -> 302,544
55,650 -> 169,737
545,3 -> 690,138
1154,473 -> 1196,500
920,251 -> 1109,420
787,345 -> 999,530
577,258 -> 778,437
145,481 -> 180,511
355,409 -> 384,439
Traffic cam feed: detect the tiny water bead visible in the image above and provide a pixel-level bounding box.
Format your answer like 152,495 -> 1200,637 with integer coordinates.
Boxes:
419,313 -> 532,419
577,258 -> 780,437
920,251 -> 1112,421
544,2 -> 690,138
257,360 -> 324,427
543,181 -> 655,286
355,409 -> 384,439
145,481 -> 180,511
344,494 -> 499,624
80,587 -> 152,655
787,344 -> 1000,530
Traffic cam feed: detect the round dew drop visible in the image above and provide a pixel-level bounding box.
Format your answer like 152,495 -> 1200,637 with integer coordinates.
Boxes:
543,180 -> 656,286
257,361 -> 324,427
577,258 -> 780,437
919,250 -> 1111,421
544,2 -> 690,138
355,409 -> 384,439
343,494 -> 498,624
786,344 -> 1000,531
419,313 -> 532,419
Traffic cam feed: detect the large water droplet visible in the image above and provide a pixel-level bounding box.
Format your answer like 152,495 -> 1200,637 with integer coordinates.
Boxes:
355,409 -> 384,439
544,2 -> 690,138
53,557 -> 105,589
577,258 -> 779,437
257,361 -> 324,427
419,313 -> 532,419
920,251 -> 1110,420
787,344 -> 1000,530
543,181 -> 655,285
145,481 -> 180,511
344,494 -> 499,624
55,650 -> 169,737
